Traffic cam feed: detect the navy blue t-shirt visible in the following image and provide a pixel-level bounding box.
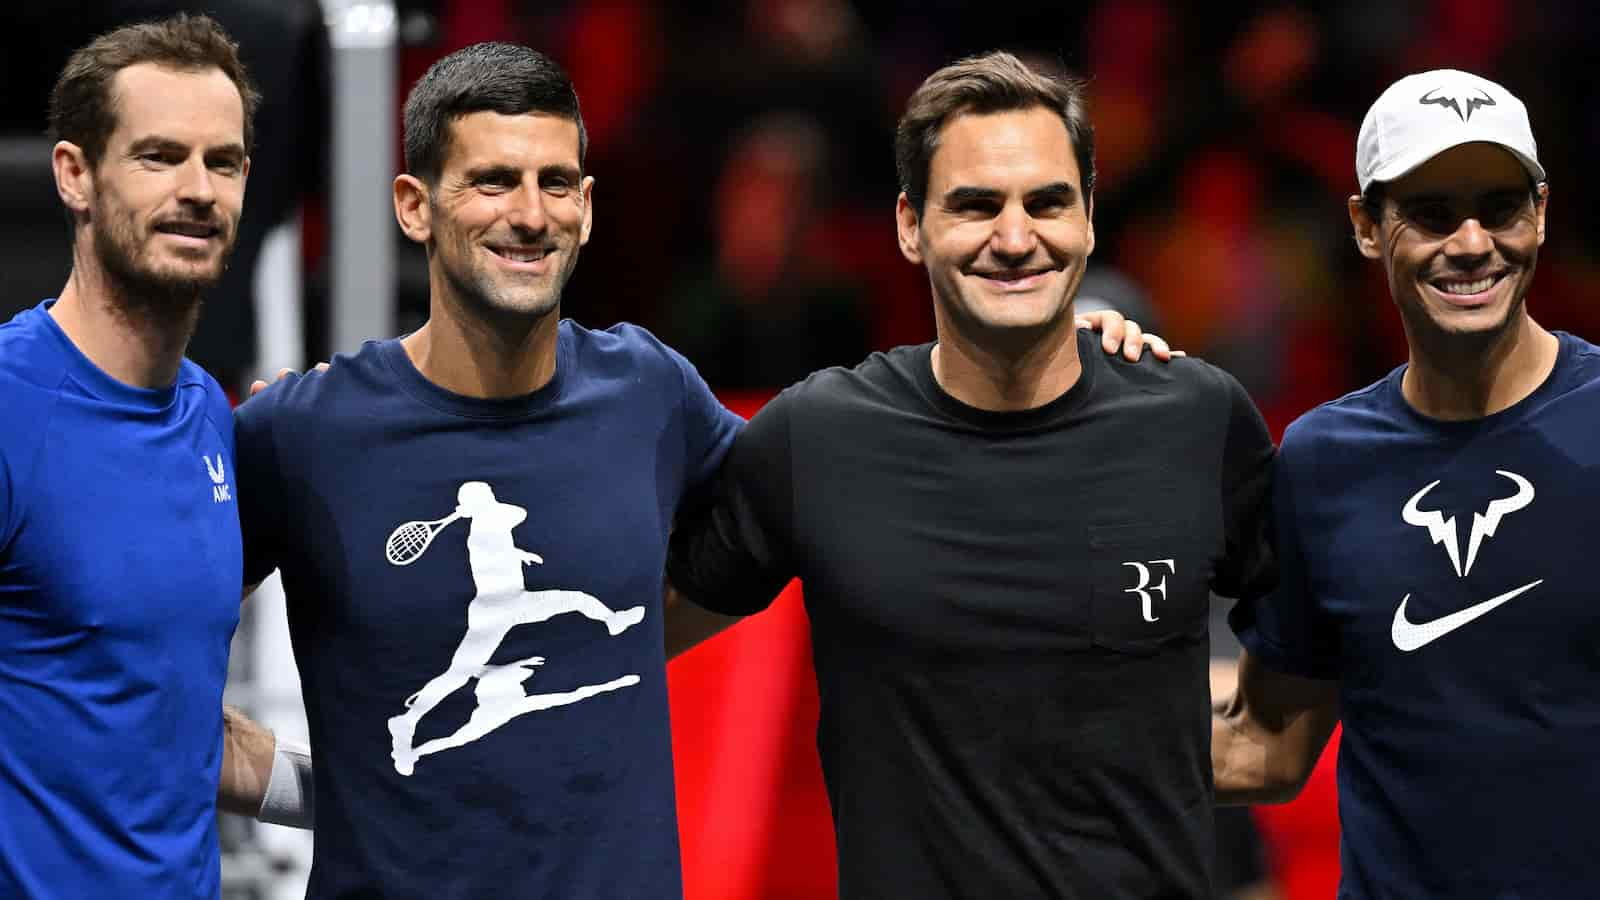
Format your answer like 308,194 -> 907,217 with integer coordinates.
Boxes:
0,301 -> 241,899
234,322 -> 740,900
1233,331 -> 1600,898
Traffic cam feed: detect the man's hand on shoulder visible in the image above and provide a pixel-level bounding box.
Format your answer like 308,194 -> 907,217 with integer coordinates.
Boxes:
1075,308 -> 1185,362
248,362 -> 331,399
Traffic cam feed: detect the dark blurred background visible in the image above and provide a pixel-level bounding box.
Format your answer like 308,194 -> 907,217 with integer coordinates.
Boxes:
5,0 -> 1596,428
2,2 -> 1594,897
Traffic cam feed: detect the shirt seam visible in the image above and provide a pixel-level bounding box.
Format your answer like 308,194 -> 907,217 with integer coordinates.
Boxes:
3,371 -> 68,552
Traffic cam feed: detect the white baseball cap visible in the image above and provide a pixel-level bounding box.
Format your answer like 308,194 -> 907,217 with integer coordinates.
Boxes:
1356,68 -> 1545,192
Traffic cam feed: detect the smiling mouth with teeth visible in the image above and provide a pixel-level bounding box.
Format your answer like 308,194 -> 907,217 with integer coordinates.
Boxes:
976,268 -> 1051,282
1432,273 -> 1504,296
488,246 -> 550,264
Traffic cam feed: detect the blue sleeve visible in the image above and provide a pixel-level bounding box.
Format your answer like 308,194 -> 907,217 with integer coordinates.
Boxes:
0,443 -> 13,555
233,386 -> 291,587
667,343 -> 744,495
1229,430 -> 1341,679
199,374 -> 238,480
0,383 -> 51,557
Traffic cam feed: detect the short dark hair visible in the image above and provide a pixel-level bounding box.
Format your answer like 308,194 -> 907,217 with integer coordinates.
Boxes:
48,13 -> 260,167
895,51 -> 1095,215
404,42 -> 587,184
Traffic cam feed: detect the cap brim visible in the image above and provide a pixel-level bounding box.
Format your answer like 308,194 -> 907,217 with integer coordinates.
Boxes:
1363,137 -> 1546,190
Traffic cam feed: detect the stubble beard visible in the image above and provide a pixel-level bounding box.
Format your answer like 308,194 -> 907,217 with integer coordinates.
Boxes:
937,268 -> 1081,359
438,233 -> 577,330
91,200 -> 231,332
1398,276 -> 1531,366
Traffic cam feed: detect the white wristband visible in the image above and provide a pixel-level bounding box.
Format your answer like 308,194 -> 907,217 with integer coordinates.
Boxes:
257,738 -> 315,829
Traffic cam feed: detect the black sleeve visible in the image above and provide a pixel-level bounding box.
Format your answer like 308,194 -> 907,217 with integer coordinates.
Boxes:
666,387 -> 798,615
233,388 -> 290,587
1211,369 -> 1276,601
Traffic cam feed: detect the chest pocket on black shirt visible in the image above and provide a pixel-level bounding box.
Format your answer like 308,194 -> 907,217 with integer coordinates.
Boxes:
1088,520 -> 1207,654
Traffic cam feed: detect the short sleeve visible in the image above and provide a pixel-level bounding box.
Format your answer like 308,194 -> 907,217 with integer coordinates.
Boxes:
0,444 -> 14,555
1229,431 -> 1341,679
667,343 -> 743,495
666,388 -> 796,616
233,387 -> 290,587
0,382 -> 50,557
1212,369 -> 1276,601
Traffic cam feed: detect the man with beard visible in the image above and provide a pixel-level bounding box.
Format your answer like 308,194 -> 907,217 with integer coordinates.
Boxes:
1214,70 -> 1600,897
220,39 -> 1164,896
0,15 -> 266,898
226,44 -> 741,898
666,52 -> 1275,898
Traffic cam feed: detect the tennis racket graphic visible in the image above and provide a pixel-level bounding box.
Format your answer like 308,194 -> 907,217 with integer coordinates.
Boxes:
385,512 -> 463,566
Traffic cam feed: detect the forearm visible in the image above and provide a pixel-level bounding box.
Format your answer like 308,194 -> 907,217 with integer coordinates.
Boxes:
218,704 -> 276,816
1213,699 -> 1298,805
218,705 -> 315,827
1212,652 -> 1340,805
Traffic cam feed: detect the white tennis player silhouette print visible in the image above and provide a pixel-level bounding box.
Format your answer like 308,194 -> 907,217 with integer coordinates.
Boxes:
384,481 -> 645,776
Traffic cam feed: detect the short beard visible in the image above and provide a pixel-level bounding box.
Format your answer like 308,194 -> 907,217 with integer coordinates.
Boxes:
434,234 -> 572,328
1399,282 -> 1527,366
91,209 -> 229,333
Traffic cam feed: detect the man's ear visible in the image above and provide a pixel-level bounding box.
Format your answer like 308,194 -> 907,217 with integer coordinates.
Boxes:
1347,194 -> 1382,260
394,173 -> 432,245
1533,181 -> 1549,247
578,174 -> 595,247
895,192 -> 922,265
1084,191 -> 1095,258
52,141 -> 93,222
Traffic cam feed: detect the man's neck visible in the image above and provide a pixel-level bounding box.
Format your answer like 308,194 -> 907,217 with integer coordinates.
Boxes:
49,254 -> 196,390
930,315 -> 1082,412
402,289 -> 560,399
1401,314 -> 1559,421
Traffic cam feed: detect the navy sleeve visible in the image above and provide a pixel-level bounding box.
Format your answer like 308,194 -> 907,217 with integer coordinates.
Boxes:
1229,425 -> 1341,679
1213,368 -> 1276,602
666,388 -> 795,616
233,385 -> 291,587
667,343 -> 743,495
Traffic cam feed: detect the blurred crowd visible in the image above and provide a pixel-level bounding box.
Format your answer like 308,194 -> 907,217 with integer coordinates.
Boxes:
5,0 -> 1598,432
397,0 -> 1600,436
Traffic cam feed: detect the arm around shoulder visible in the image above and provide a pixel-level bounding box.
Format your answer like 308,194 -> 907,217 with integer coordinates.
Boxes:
1212,648 -> 1340,805
219,705 -> 315,828
666,389 -> 798,618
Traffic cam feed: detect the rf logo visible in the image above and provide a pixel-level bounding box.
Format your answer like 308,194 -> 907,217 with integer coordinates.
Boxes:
1122,559 -> 1176,622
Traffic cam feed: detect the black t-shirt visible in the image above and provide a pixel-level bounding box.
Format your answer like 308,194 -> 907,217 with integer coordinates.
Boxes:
668,329 -> 1274,899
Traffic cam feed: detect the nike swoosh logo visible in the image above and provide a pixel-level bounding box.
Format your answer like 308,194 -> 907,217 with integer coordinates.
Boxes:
1391,580 -> 1543,652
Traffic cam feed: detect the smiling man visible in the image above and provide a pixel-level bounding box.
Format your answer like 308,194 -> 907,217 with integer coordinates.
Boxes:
230,44 -> 742,898
0,15 -> 256,899
667,51 -> 1277,898
1214,69 -> 1600,897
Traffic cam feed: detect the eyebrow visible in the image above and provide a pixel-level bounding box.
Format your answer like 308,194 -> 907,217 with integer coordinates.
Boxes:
128,136 -> 247,160
941,181 -> 1079,206
460,163 -> 582,184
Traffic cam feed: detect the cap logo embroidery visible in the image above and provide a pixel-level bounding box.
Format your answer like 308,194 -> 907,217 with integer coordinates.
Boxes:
1418,87 -> 1496,122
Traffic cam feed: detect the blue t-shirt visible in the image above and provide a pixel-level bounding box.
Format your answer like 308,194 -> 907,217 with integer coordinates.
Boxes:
234,321 -> 741,900
0,300 -> 241,899
1233,331 -> 1600,898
